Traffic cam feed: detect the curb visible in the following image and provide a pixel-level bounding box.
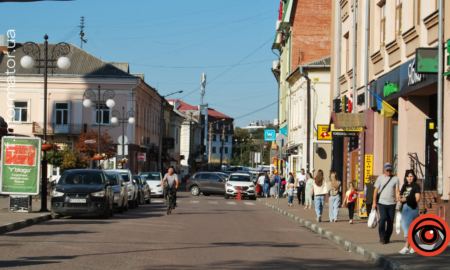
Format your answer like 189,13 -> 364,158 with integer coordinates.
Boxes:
258,199 -> 408,270
0,214 -> 52,234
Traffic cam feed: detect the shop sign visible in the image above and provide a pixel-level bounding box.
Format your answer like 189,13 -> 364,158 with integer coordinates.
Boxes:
364,154 -> 373,183
264,129 -> 276,141
317,125 -> 332,140
408,59 -> 426,86
415,48 -> 439,74
331,131 -> 359,137
357,191 -> 368,217
1,137 -> 41,195
331,124 -> 363,132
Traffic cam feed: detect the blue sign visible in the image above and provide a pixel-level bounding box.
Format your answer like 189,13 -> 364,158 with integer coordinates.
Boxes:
280,125 -> 288,136
264,129 -> 276,141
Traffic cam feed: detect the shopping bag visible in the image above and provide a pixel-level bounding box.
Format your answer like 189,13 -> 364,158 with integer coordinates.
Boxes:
368,210 -> 378,228
396,212 -> 402,235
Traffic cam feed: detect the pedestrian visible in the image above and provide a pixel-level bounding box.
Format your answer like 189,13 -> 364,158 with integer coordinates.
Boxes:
328,172 -> 342,222
272,172 -> 281,198
287,183 -> 294,206
288,172 -> 295,184
373,162 -> 400,245
311,169 -> 329,222
161,168 -> 179,207
281,177 -> 287,197
364,175 -> 376,217
304,173 -> 314,209
258,173 -> 265,197
295,169 -> 307,206
341,182 -> 357,224
399,170 -> 421,254
264,173 -> 270,198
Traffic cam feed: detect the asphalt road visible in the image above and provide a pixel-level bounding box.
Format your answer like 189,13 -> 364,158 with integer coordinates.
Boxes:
0,191 -> 376,269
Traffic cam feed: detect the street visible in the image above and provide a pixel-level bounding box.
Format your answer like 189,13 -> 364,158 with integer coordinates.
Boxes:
0,191 -> 373,269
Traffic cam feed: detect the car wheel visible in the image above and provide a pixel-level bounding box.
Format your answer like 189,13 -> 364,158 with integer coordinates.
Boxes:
203,193 -> 210,196
250,195 -> 256,200
118,198 -> 125,213
51,211 -> 60,219
190,186 -> 200,196
145,195 -> 151,204
100,202 -> 110,219
224,194 -> 229,199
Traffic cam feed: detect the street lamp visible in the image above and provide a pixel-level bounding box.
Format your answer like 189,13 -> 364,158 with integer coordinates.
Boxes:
20,35 -> 71,212
82,85 -> 116,168
111,107 -> 135,169
158,90 -> 183,172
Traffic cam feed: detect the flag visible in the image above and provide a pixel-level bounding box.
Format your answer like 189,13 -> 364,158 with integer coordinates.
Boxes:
366,89 -> 397,118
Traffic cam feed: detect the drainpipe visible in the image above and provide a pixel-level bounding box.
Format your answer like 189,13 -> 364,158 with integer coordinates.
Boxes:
130,78 -> 140,150
334,0 -> 342,99
300,66 -> 311,174
352,0 -> 357,113
364,0 -> 370,110
437,0 -> 443,195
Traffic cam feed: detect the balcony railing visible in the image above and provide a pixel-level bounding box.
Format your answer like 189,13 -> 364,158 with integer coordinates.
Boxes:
32,122 -> 85,135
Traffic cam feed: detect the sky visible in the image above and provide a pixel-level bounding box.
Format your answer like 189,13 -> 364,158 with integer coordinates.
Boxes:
1,0 -> 279,128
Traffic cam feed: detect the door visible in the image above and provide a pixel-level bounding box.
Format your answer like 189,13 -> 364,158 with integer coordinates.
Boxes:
198,173 -> 212,191
55,102 -> 70,134
209,174 -> 225,194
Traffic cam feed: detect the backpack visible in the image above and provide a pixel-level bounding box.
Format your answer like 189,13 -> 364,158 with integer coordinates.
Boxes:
299,180 -> 306,188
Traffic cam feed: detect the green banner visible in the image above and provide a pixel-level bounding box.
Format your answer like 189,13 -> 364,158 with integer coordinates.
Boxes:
1,137 -> 41,195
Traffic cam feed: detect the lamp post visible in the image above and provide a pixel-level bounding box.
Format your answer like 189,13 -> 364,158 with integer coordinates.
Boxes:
111,107 -> 135,169
21,35 -> 71,212
82,85 -> 116,168
158,90 -> 183,173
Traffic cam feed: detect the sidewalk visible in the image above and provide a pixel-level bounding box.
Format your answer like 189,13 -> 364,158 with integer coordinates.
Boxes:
259,197 -> 449,270
0,197 -> 51,234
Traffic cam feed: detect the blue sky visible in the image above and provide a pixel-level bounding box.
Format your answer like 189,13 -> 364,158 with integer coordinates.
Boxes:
1,0 -> 279,128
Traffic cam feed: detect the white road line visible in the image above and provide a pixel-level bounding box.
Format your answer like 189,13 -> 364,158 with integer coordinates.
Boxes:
209,201 -> 218,204
153,200 -> 164,203
191,201 -> 199,203
244,202 -> 255,205
227,202 -> 236,205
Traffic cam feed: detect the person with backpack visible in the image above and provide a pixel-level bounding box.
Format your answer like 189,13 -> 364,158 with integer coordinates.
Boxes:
329,172 -> 342,221
295,169 -> 307,206
372,163 -> 400,245
341,182 -> 357,224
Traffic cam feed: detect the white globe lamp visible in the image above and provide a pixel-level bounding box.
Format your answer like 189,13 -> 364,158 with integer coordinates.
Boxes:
111,117 -> 118,124
128,117 -> 135,124
21,55 -> 35,69
106,99 -> 115,108
83,99 -> 92,108
57,56 -> 71,70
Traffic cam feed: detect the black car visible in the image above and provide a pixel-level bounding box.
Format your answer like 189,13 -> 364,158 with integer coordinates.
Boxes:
186,172 -> 228,196
51,169 -> 115,219
133,175 -> 151,205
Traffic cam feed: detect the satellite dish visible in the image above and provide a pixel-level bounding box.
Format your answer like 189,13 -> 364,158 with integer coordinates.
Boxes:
118,135 -> 128,145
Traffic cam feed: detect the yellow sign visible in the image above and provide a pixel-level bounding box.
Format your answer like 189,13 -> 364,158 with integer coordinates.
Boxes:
317,125 -> 332,140
364,155 -> 373,183
313,78 -> 319,82
331,124 -> 364,132
357,191 -> 367,217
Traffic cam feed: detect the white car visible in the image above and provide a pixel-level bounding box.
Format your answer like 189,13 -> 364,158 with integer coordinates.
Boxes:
105,169 -> 139,209
139,172 -> 163,198
224,173 -> 257,200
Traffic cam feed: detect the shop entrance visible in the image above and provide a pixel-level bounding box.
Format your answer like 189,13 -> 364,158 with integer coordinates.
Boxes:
424,118 -> 438,190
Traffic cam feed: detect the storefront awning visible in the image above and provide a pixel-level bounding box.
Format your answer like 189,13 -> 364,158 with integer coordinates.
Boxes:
329,112 -> 365,130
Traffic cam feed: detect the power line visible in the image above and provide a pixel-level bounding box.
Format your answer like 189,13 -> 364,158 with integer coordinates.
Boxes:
130,59 -> 274,69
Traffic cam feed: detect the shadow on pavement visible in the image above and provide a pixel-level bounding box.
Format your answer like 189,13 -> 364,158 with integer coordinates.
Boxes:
0,260 -> 59,268
4,230 -> 95,237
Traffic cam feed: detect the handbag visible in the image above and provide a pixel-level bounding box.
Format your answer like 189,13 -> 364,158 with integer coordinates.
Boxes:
376,176 -> 393,204
368,210 -> 378,228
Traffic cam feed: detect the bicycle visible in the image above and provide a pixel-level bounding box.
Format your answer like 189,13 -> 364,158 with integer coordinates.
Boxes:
166,187 -> 177,215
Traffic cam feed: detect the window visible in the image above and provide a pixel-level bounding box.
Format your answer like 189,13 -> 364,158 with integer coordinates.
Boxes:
395,0 -> 403,38
414,0 -> 420,26
380,3 -> 386,47
216,123 -> 218,129
94,104 -> 111,125
225,135 -> 228,142
213,146 -> 216,153
213,135 -> 216,141
199,173 -> 211,180
345,32 -> 350,71
228,125 -> 231,130
211,174 -> 221,181
13,101 -> 28,122
55,102 -> 69,125
225,147 -> 228,154
136,105 -> 139,126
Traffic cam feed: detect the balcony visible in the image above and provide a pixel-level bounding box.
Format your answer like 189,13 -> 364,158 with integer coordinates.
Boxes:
32,122 -> 85,136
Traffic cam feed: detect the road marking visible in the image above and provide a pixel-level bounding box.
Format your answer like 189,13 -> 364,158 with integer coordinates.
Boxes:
209,201 -> 218,204
227,202 -> 236,205
244,202 -> 255,205
153,200 -> 163,203
191,201 -> 199,203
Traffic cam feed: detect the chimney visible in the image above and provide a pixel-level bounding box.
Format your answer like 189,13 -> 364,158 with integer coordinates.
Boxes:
0,35 -> 8,54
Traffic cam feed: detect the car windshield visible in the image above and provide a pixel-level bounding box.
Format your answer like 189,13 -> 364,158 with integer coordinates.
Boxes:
106,174 -> 119,184
229,175 -> 252,182
218,174 -> 228,180
140,173 -> 161,181
58,171 -> 105,185
120,173 -> 130,182
133,177 -> 141,184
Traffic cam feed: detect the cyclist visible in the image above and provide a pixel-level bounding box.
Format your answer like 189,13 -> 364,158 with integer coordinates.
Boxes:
161,168 -> 179,207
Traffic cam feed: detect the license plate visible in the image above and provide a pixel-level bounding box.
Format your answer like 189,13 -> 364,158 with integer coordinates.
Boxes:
69,199 -> 86,203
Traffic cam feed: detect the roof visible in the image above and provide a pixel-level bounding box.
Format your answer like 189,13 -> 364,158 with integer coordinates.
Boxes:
286,55 -> 331,81
0,43 -> 136,78
167,99 -> 198,111
208,109 -> 232,119
110,62 -> 129,73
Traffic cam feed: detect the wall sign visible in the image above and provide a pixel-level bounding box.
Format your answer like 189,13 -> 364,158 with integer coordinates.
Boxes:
408,59 -> 426,86
415,48 -> 439,74
364,154 -> 373,184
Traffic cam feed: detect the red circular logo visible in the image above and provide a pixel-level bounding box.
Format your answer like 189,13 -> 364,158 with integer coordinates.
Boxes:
408,214 -> 450,256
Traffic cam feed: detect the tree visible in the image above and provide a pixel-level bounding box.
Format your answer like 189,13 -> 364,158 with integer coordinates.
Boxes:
75,129 -> 117,161
60,148 -> 89,171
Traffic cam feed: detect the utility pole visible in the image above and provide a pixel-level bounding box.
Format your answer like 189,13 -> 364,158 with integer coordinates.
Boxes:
188,112 -> 193,175
201,73 -> 206,105
219,124 -> 226,171
208,122 -> 212,170
79,16 -> 87,48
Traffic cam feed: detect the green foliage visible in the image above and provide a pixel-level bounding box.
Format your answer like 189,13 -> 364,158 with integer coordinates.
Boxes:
60,148 -> 89,171
46,149 -> 64,167
231,126 -> 272,167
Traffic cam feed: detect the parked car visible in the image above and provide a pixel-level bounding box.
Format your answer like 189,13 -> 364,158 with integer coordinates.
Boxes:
224,173 -> 257,200
105,169 -> 139,209
186,172 -> 227,196
50,169 -> 115,219
105,171 -> 128,213
139,172 -> 163,198
133,175 -> 151,204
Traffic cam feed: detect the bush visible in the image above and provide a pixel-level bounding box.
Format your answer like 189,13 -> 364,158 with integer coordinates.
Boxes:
60,148 -> 89,171
46,149 -> 64,167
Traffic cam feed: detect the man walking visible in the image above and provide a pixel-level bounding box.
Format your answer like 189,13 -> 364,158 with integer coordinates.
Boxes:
295,169 -> 307,205
372,163 -> 400,244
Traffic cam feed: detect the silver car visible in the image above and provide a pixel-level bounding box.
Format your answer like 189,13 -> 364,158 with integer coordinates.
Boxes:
105,169 -> 139,209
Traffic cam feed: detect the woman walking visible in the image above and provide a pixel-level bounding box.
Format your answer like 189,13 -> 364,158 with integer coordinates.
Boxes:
304,173 -> 314,209
312,170 -> 329,222
399,170 -> 421,254
328,172 -> 342,222
341,182 -> 357,224
264,173 -> 270,198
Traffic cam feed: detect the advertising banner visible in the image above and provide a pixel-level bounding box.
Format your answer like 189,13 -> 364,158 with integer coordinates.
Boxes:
357,191 -> 367,217
364,155 -> 373,183
1,137 -> 41,195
